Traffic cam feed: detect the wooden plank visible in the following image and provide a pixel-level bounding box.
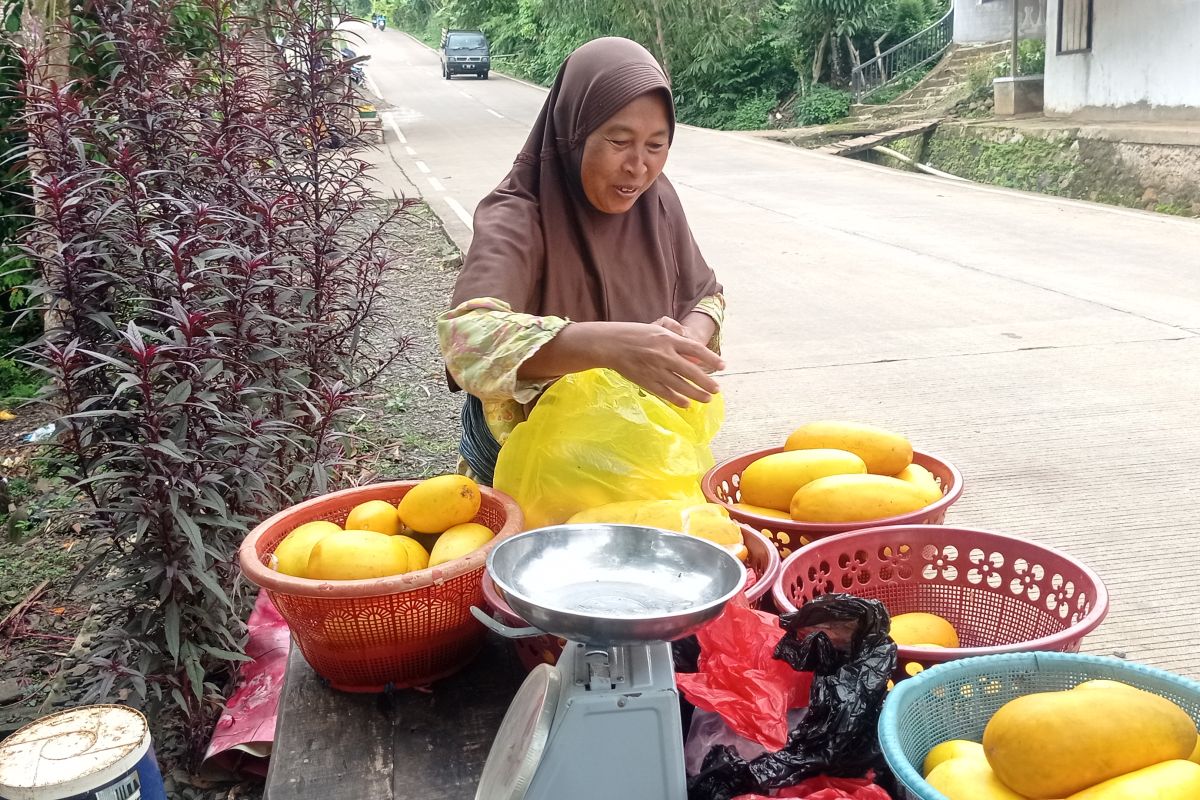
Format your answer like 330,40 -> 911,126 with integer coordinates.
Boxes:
267,648 -> 398,800
267,636 -> 525,800
817,121 -> 939,156
389,638 -> 525,799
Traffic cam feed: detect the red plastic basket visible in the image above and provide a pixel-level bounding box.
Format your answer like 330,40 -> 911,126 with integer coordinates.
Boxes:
771,525 -> 1109,682
482,525 -> 782,673
238,481 -> 524,692
702,447 -> 963,558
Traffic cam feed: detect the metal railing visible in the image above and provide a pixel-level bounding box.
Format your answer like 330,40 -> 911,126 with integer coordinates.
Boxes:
851,8 -> 954,102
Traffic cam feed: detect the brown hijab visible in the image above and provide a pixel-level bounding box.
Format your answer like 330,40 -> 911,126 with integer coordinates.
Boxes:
449,37 -> 720,324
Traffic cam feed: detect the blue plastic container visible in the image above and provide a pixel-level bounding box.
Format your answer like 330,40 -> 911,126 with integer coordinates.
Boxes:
0,705 -> 167,800
878,651 -> 1200,800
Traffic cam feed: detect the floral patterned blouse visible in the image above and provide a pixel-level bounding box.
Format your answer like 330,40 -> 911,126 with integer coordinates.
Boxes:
437,294 -> 726,446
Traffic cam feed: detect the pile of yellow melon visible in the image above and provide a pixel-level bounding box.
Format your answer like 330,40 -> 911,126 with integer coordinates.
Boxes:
889,611 -> 960,649
566,499 -> 749,562
271,475 -> 494,581
733,421 -> 943,524
923,679 -> 1200,799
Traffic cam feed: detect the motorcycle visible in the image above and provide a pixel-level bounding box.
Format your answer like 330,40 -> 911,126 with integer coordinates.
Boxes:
341,46 -> 368,87
373,14 -> 387,31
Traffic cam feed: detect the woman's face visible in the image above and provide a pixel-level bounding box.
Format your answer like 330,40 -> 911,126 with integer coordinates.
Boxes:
580,93 -> 671,214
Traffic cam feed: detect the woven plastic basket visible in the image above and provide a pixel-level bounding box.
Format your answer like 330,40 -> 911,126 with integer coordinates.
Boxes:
702,448 -> 963,558
239,481 -> 524,692
772,525 -> 1109,682
879,652 -> 1200,800
481,525 -> 782,672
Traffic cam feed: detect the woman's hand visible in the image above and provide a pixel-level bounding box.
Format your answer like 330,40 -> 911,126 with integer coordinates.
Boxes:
518,320 -> 724,407
655,313 -> 717,354
602,322 -> 724,406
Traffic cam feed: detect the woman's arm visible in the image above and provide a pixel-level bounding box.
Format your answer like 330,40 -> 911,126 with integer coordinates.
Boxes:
517,320 -> 723,408
438,299 -> 570,403
439,299 -> 724,408
680,311 -> 717,350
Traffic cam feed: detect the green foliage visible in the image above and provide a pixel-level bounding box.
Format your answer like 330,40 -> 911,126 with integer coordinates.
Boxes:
996,38 -> 1047,77
0,0 -> 41,402
1155,202 -> 1195,218
381,0 -> 947,129
729,93 -> 778,130
891,0 -> 941,40
924,130 -> 1079,193
795,83 -> 850,125
862,62 -> 929,105
1019,38 -> 1045,74
169,0 -> 220,55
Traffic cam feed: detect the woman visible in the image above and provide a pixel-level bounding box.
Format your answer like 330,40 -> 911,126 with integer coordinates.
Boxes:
438,37 -> 725,485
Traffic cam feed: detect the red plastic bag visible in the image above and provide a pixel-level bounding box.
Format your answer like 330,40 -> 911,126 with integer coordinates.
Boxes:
732,772 -> 892,799
676,595 -> 813,751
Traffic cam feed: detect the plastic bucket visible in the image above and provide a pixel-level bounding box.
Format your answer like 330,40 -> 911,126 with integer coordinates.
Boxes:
0,705 -> 166,800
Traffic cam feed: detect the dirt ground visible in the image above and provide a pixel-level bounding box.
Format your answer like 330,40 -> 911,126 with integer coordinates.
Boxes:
0,199 -> 465,799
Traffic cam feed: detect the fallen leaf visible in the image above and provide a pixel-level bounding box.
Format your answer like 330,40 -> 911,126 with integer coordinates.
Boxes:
51,607 -> 65,615
0,410 -> 15,421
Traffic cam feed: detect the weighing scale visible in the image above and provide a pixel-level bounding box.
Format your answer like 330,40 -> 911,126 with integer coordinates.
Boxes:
472,524 -> 746,800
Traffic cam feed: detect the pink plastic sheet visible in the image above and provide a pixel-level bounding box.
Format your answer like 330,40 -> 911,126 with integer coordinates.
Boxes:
200,592 -> 289,780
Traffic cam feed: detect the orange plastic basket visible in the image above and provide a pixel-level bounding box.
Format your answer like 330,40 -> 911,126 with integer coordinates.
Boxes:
239,481 -> 524,692
702,447 -> 963,559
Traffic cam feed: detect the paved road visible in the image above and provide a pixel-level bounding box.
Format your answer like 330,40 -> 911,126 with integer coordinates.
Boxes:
354,23 -> 1200,676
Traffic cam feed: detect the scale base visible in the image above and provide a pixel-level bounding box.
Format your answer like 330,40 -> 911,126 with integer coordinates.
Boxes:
477,640 -> 687,800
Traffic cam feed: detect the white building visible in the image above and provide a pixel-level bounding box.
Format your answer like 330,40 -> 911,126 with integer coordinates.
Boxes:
953,0 -> 1200,121
1043,0 -> 1200,121
953,0 -> 1046,43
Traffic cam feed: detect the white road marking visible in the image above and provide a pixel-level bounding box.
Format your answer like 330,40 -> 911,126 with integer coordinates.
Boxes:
445,197 -> 474,230
384,113 -> 407,144
458,90 -> 472,98
405,146 -> 417,156
487,109 -> 504,119
428,177 -> 445,192
415,160 -> 431,174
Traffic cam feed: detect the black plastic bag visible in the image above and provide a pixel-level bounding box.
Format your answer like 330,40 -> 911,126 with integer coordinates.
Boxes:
687,594 -> 897,800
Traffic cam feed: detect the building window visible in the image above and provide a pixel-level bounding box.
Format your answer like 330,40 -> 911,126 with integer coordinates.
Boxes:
1058,0 -> 1093,54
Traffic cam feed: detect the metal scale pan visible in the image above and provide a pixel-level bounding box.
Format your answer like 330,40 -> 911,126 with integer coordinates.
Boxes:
476,524 -> 746,800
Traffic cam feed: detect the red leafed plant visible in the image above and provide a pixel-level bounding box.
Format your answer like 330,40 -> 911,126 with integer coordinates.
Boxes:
11,0 -> 413,758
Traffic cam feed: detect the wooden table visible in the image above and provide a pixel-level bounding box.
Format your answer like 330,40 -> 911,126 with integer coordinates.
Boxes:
266,636 -> 526,800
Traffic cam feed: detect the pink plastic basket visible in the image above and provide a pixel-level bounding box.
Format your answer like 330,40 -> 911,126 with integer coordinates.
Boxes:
702,448 -> 963,558
771,525 -> 1109,682
483,525 -> 782,673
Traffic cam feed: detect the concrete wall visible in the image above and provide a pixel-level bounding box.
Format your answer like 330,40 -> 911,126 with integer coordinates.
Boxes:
877,122 -> 1200,217
954,0 -> 1046,43
1044,0 -> 1200,121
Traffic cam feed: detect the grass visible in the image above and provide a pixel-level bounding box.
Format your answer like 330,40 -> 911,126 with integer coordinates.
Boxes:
1155,202 -> 1197,217
862,64 -> 934,106
0,523 -> 85,611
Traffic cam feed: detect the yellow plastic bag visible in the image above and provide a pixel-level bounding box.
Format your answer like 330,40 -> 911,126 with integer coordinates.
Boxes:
493,369 -> 724,529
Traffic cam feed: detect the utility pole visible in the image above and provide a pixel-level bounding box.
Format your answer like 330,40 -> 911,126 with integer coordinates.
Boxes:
1011,0 -> 1020,78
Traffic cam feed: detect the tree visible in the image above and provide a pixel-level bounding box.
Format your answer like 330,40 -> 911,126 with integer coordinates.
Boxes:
783,0 -> 944,85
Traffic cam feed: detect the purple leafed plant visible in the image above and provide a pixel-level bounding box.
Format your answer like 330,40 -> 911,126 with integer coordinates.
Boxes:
11,0 -> 413,759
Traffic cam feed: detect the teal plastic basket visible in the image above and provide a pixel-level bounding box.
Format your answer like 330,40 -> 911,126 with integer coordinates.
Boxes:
878,652 -> 1200,800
